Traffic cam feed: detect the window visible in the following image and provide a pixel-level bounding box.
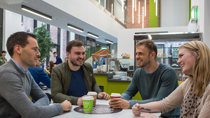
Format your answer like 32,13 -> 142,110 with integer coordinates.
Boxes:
21,15 -> 34,32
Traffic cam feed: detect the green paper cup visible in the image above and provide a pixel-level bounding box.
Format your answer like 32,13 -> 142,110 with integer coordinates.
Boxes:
82,96 -> 94,113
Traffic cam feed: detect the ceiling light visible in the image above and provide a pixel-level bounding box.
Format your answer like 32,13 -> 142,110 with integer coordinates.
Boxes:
21,5 -> 52,20
87,32 -> 99,38
67,24 -> 84,33
105,39 -> 113,44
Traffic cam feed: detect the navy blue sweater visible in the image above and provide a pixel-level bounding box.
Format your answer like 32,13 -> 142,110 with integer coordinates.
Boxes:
28,66 -> 51,88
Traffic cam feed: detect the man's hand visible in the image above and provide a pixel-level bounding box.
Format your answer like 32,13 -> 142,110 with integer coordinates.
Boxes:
77,95 -> 88,106
132,103 -> 141,116
109,98 -> 130,109
98,92 -> 110,100
60,100 -> 72,112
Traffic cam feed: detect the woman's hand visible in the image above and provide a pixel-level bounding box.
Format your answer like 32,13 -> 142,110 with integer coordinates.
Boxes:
132,103 -> 141,116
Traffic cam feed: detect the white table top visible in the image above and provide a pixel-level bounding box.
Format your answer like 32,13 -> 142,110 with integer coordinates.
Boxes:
53,100 -> 161,118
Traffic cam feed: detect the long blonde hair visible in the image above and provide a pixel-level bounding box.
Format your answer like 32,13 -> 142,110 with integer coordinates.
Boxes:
179,41 -> 210,95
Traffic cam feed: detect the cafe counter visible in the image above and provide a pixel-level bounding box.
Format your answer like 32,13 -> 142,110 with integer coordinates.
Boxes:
94,72 -> 142,100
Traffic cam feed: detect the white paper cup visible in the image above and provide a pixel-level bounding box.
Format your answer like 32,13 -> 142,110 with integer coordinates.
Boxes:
87,92 -> 97,106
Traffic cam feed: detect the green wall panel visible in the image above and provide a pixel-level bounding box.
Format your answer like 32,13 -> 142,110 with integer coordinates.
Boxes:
95,75 -> 108,92
95,75 -> 142,100
149,0 -> 158,27
107,81 -> 142,100
189,0 -> 191,21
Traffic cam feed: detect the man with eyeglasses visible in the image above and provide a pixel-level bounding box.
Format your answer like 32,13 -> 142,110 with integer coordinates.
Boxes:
0,32 -> 72,118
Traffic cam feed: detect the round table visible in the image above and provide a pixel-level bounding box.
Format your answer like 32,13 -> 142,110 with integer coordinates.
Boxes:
53,99 -> 161,118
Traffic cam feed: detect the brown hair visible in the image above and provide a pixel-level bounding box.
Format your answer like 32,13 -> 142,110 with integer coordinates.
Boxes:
1,50 -> 6,54
66,40 -> 84,53
53,52 -> 57,54
179,40 -> 210,95
6,31 -> 37,57
136,39 -> 157,58
49,61 -> 54,73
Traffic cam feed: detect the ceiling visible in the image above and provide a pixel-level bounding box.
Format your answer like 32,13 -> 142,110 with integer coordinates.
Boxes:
0,0 -> 118,44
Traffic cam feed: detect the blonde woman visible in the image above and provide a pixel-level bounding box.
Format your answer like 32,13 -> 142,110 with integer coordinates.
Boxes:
132,41 -> 210,118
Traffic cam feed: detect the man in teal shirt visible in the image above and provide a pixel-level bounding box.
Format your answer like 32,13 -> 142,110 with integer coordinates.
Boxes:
0,50 -> 7,66
109,39 -> 180,118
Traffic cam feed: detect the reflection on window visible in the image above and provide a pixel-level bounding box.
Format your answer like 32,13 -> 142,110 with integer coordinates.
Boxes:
50,25 -> 58,44
21,15 -> 34,32
49,48 -> 57,63
94,0 -> 127,24
62,29 -> 67,60
37,21 -> 46,27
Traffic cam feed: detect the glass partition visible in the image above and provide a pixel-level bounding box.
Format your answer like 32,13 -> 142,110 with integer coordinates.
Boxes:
95,0 -> 127,25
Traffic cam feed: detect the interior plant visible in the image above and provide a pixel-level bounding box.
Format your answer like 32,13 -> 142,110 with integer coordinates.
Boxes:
29,24 -> 54,63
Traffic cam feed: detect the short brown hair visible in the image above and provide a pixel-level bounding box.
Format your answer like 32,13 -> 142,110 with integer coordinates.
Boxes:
1,50 -> 6,54
136,39 -> 157,58
6,32 -> 37,57
66,40 -> 84,53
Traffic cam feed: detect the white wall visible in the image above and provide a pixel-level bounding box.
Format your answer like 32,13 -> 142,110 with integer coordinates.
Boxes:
43,0 -> 125,38
161,0 -> 189,27
117,26 -> 188,59
188,0 -> 210,48
3,10 -> 22,60
203,0 -> 210,48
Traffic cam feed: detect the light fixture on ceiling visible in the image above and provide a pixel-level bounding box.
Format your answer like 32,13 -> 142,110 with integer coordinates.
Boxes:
87,32 -> 99,38
21,5 -> 52,20
105,39 -> 113,44
67,24 -> 84,33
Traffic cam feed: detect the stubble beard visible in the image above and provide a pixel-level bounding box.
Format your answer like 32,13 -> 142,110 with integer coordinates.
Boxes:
70,58 -> 84,66
137,56 -> 151,68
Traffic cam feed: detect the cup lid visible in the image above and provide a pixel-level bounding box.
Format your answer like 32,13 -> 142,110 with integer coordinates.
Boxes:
82,96 -> 94,100
87,91 -> 97,95
111,93 -> 121,96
